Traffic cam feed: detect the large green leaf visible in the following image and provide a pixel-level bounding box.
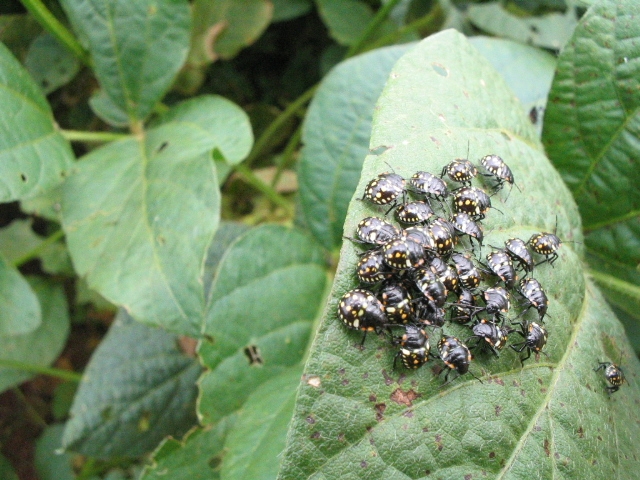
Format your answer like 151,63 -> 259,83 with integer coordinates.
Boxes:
188,0 -> 273,66
59,0 -> 190,125
278,31 -> 639,479
62,310 -> 201,458
0,277 -> 69,393
0,42 -> 74,202
220,367 -> 303,480
61,97 -> 252,335
198,225 -> 327,425
298,44 -> 414,251
0,253 -> 40,337
542,0 -> 640,323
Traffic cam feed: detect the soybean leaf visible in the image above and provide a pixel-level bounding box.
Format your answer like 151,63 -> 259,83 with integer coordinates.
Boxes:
61,96 -> 252,335
220,367 -> 302,480
468,2 -> 578,50
273,0 -> 313,22
59,0 -> 190,125
278,30 -> 640,479
62,310 -> 201,458
188,0 -> 273,66
315,0 -> 374,46
542,0 -> 640,321
140,416 -> 236,480
0,42 -> 74,202
0,254 -> 41,337
543,0 -> 640,230
0,219 -> 42,264
198,225 -> 326,425
298,44 -> 414,251
0,14 -> 42,60
0,277 -> 69,393
203,222 -> 250,299
35,424 -> 75,480
25,31 -> 80,94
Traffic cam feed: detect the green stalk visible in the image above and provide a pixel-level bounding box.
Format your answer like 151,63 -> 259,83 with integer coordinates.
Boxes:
244,85 -> 318,167
271,126 -> 302,188
345,0 -> 404,58
13,229 -> 65,267
0,359 -> 82,382
62,129 -> 129,143
364,6 -> 442,52
12,387 -> 48,428
20,0 -> 91,66
234,163 -> 293,213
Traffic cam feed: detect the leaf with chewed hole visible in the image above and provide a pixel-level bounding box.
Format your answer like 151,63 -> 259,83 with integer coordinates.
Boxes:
278,30 -> 640,479
198,225 -> 327,425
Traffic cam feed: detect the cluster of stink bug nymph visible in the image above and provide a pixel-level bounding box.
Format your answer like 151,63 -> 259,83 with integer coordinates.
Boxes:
337,152 -> 567,385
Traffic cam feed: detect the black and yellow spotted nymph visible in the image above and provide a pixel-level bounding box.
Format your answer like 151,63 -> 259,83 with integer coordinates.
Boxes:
362,172 -> 406,206
395,325 -> 430,369
528,232 -> 562,265
442,159 -> 478,185
594,361 -> 625,394
511,321 -> 547,363
480,154 -> 514,191
453,186 -> 491,220
485,250 -> 516,289
355,216 -> 401,245
337,288 -> 387,332
395,201 -> 434,225
519,277 -> 548,322
438,336 -> 473,380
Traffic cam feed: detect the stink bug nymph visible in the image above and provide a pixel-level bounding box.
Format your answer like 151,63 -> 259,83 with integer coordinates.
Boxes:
437,336 -> 474,382
337,289 -> 387,342
528,232 -> 562,266
441,159 -> 478,185
394,325 -> 430,369
594,361 -> 626,394
362,172 -> 406,209
511,321 -> 548,364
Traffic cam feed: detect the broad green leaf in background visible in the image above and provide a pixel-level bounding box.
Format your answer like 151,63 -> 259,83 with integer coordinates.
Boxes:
278,31 -> 640,479
272,0 -> 313,22
202,222 -> 250,298
0,42 -> 74,202
188,0 -> 273,66
0,14 -> 41,60
468,2 -> 578,50
542,0 -> 640,323
140,416 -> 236,480
0,254 -> 41,337
35,424 -> 75,480
0,219 -> 43,264
59,0 -> 191,126
61,96 -> 252,336
0,277 -> 68,392
468,36 -> 557,120
25,31 -> 80,94
62,310 -> 201,458
315,0 -> 375,46
220,367 -> 303,480
198,225 -> 327,425
298,44 -> 413,251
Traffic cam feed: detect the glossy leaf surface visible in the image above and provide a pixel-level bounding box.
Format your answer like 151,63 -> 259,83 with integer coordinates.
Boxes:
278,30 -> 640,479
0,42 -> 74,202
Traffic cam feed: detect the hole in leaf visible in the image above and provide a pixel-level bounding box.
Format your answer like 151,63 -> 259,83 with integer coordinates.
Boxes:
244,345 -> 263,366
370,145 -> 391,156
157,141 -> 169,153
208,453 -> 224,470
41,79 -> 49,88
529,25 -> 539,33
203,334 -> 216,344
431,63 -> 448,77
20,173 -> 27,182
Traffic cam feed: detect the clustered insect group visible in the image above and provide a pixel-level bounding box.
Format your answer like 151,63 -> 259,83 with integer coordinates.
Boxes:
337,153 -> 567,384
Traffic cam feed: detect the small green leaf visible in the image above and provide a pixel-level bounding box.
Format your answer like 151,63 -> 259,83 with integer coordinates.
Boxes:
0,277 -> 69,393
198,225 -> 326,425
543,0 -> 640,231
299,44 -> 414,251
203,222 -> 251,299
272,0 -> 313,22
35,424 -> 75,480
0,254 -> 41,337
59,0 -> 191,125
25,31 -> 80,94
62,310 -> 201,458
315,0 -> 374,46
140,416 -> 235,480
61,120 -> 223,335
279,30 -> 639,479
0,219 -> 43,264
0,42 -> 74,202
0,14 -> 42,60
468,2 -> 578,50
221,367 -> 302,480
188,0 -> 273,66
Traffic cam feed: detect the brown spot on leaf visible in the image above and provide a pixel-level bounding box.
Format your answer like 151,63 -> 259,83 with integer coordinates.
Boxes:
338,433 -> 345,442
495,405 -> 502,416
465,475 -> 472,480
306,375 -> 321,388
543,439 -> 550,457
362,372 -> 369,379
306,416 -> 315,424
489,452 -> 495,459
244,345 -> 263,366
403,410 -> 414,418
369,394 -> 377,402
375,403 -> 387,421
423,426 -> 429,432
338,368 -> 346,375
382,369 -> 395,385
390,388 -> 420,407
342,379 -> 349,386
554,452 -> 560,460
577,427 -> 584,438
361,461 -> 367,468
597,435 -> 603,441
311,431 -> 320,439
435,434 -> 443,451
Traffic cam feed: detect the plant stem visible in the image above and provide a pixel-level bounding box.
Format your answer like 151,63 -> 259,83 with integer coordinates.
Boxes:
365,6 -> 442,52
234,163 -> 293,213
20,0 -> 91,66
13,229 -> 65,267
0,359 -> 82,382
345,0 -> 404,58
62,129 -> 129,143
244,85 -> 318,167
272,127 -> 302,188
